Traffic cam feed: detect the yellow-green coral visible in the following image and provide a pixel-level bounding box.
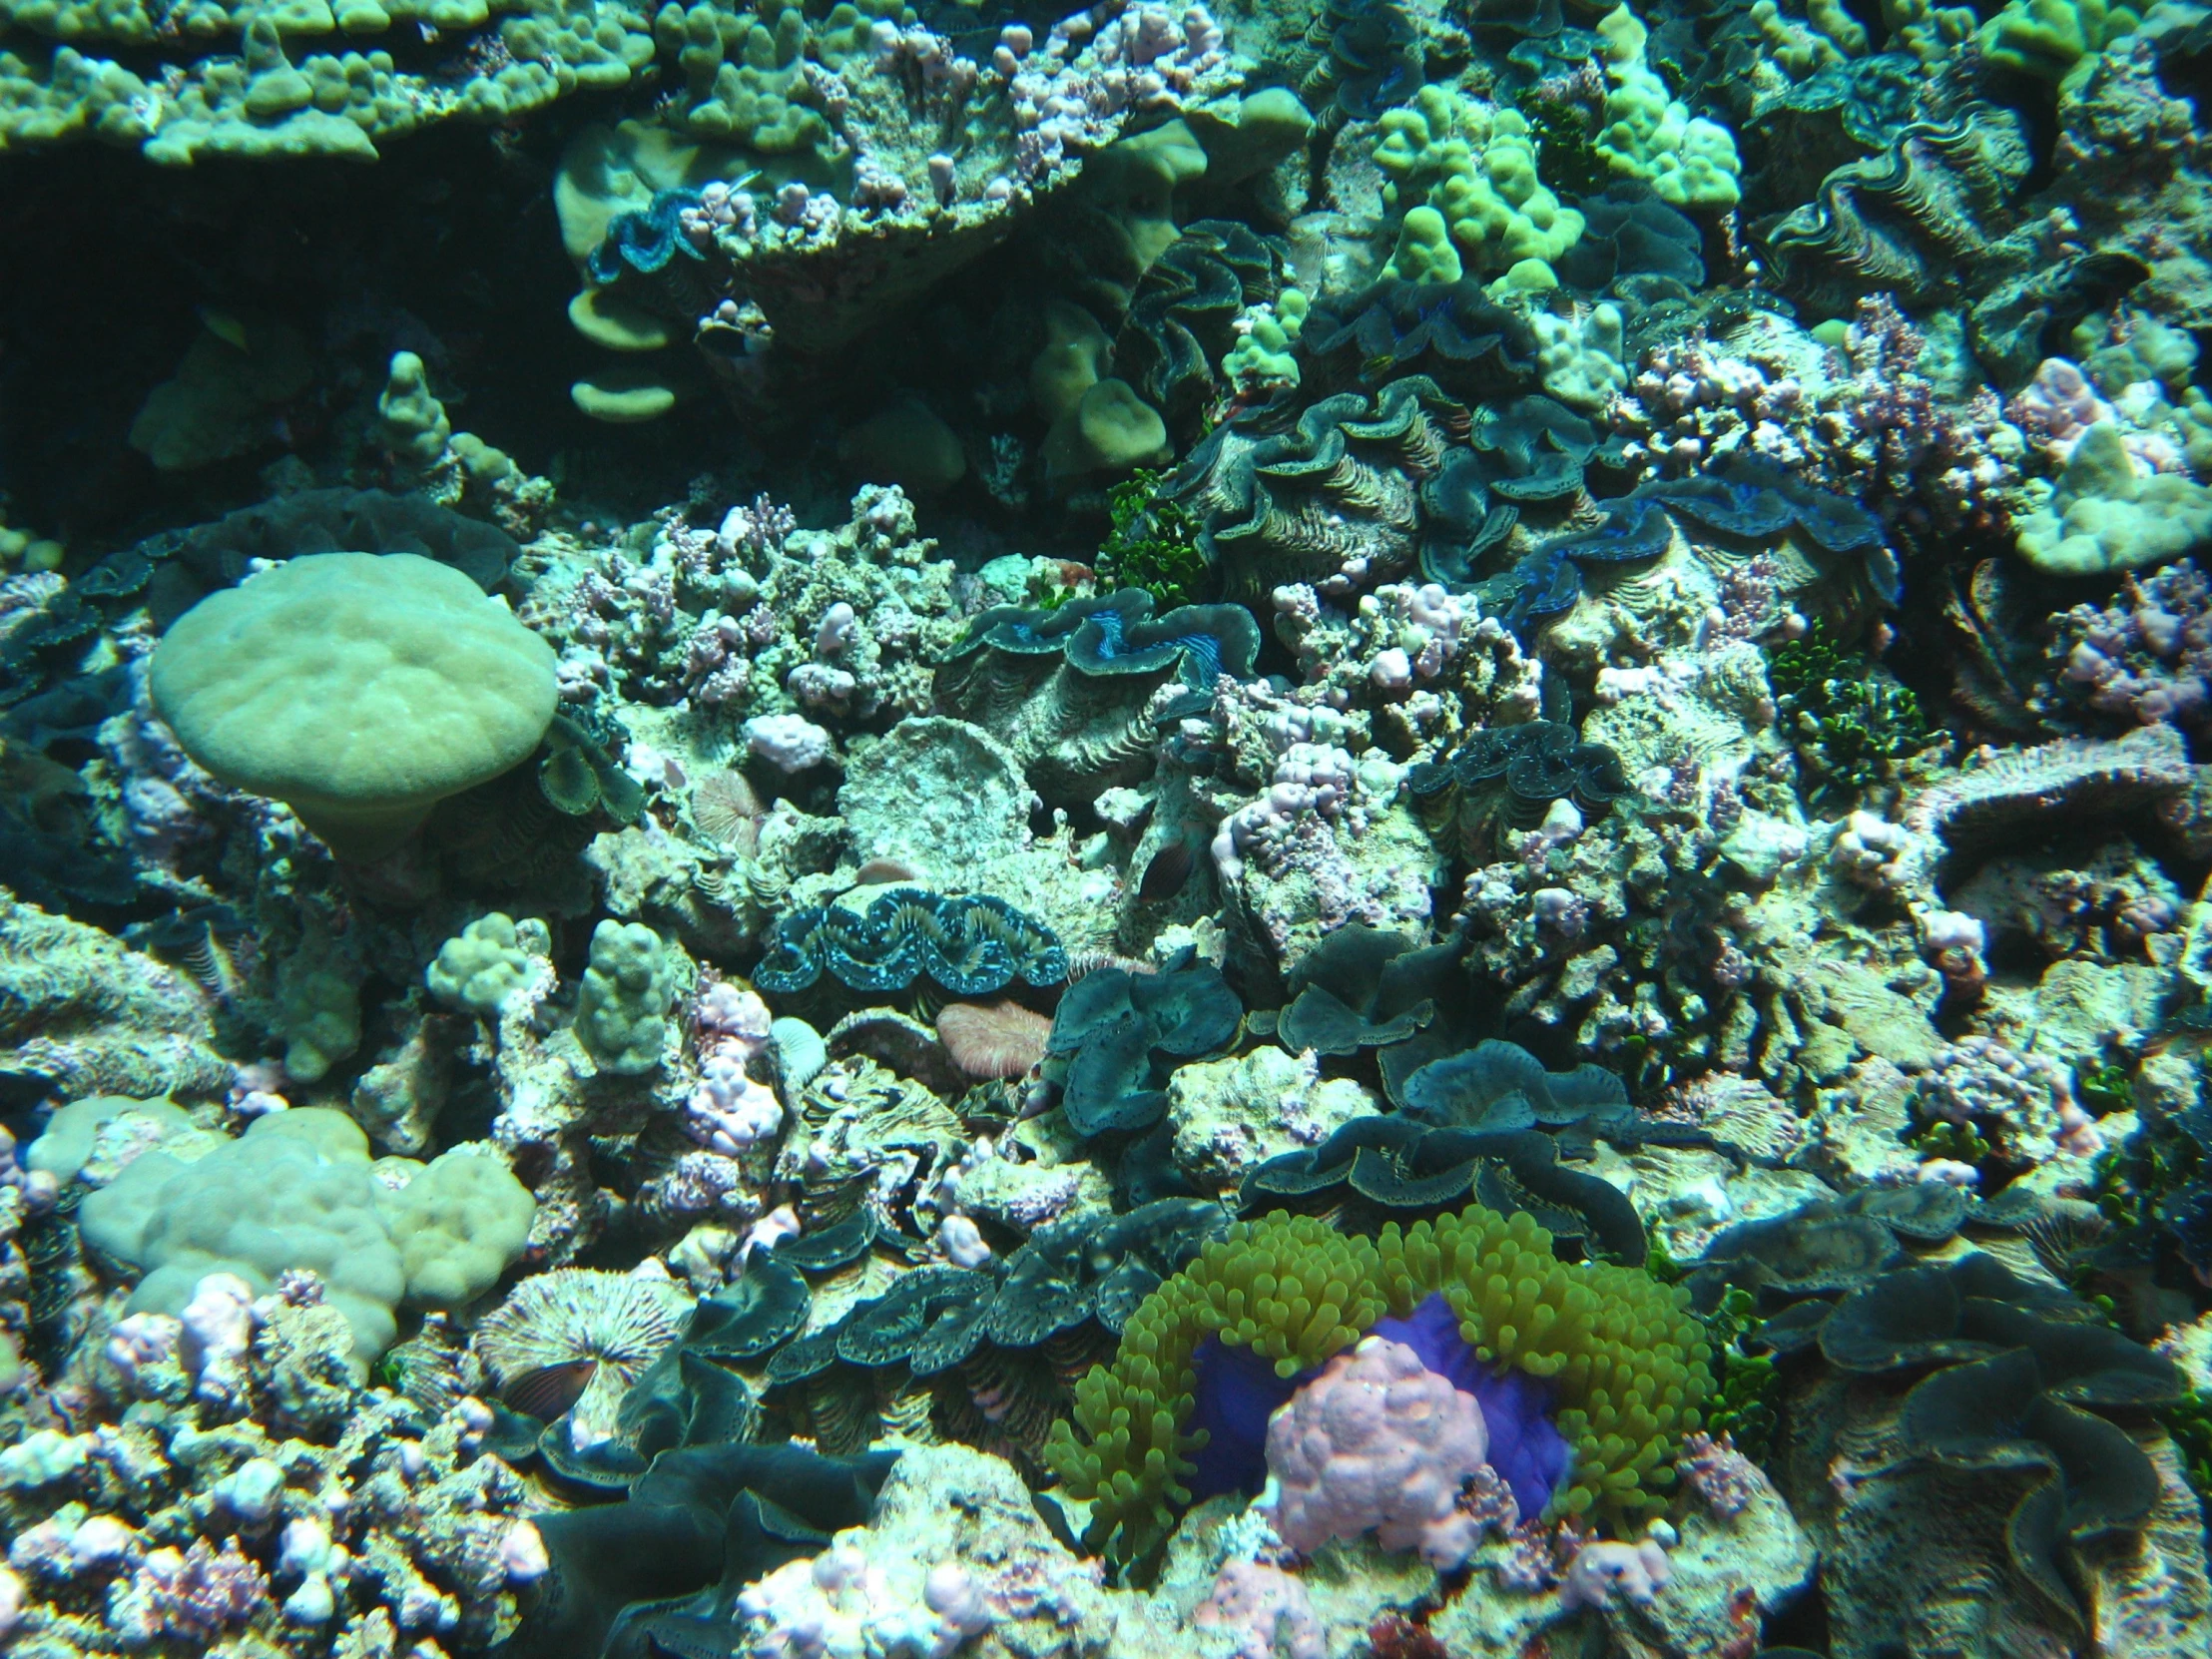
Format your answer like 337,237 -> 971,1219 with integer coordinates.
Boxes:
1750,0 -> 1866,77
1881,0 -> 1978,63
1044,1203 -> 1711,1570
1977,0 -> 2141,82
655,0 -> 839,151
2014,420 -> 2212,576
1374,85 -> 1583,282
1382,205 -> 1463,283
1593,4 -> 1742,211
1223,287 -> 1307,394
0,0 -> 902,160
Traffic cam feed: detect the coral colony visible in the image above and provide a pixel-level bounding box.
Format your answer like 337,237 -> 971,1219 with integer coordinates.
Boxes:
9,0 -> 2212,1655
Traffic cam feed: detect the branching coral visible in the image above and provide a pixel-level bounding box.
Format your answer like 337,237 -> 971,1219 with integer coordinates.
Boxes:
523,483 -> 963,726
1097,469 -> 1208,607
1765,628 -> 1936,800
2041,557 -> 2212,733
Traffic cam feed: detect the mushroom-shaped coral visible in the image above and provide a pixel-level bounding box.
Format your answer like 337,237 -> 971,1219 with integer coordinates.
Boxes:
2014,420 -> 2212,576
148,552 -> 557,859
78,1109 -> 532,1375
378,1147 -> 537,1310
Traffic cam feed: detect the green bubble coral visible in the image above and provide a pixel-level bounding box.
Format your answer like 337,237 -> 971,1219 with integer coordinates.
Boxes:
1223,288 -> 1308,396
575,918 -> 675,1075
1045,1202 -> 1711,1572
1382,205 -> 1464,283
376,350 -> 451,466
427,913 -> 537,1018
1045,1213 -> 1385,1570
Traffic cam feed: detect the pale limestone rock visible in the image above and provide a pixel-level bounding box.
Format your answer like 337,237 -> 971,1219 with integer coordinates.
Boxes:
1167,1047 -> 1376,1194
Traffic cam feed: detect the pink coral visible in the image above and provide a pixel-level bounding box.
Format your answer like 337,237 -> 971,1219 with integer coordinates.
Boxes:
1676,1431 -> 1757,1517
2044,557 -> 2211,733
103,659 -> 223,867
1006,0 -> 1224,176
1193,1559 -> 1324,1659
1913,1036 -> 2101,1164
717,494 -> 797,565
1261,1336 -> 1491,1569
1491,1518 -> 1583,1593
698,982 -> 774,1057
687,1049 -> 782,1154
637,1149 -> 756,1224
109,1538 -> 270,1643
179,1273 -> 254,1410
1558,1537 -> 1671,1611
2010,356 -> 2112,458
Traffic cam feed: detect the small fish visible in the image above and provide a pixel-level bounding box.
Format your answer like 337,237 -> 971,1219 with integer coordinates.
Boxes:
198,307 -> 250,351
502,1358 -> 599,1420
1137,832 -> 1200,904
853,856 -> 926,886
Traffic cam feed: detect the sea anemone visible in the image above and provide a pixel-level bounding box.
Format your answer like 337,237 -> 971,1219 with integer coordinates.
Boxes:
472,1268 -> 694,1442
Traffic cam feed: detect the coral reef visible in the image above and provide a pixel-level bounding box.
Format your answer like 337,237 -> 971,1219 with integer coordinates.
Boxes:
10,0 -> 2212,1652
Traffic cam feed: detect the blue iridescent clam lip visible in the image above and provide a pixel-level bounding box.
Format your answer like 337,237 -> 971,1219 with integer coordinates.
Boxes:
754,887 -> 1068,998
947,589 -> 1261,690
588,188 -> 709,286
1477,456 -> 1897,637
